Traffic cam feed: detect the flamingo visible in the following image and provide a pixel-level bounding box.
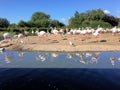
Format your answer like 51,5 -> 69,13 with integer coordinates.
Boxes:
2,32 -> 14,45
69,41 -> 75,46
37,31 -> 47,37
111,26 -> 117,35
36,31 -> 48,43
31,30 -> 35,35
93,30 -> 101,42
3,32 -> 13,40
24,30 -> 29,36
17,33 -> 24,43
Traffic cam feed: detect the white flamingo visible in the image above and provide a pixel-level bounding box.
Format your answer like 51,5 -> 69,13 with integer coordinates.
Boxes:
93,30 -> 101,42
17,33 -> 24,43
37,31 -> 47,37
111,26 -> 117,35
24,30 -> 29,36
3,32 -> 13,40
69,41 -> 75,46
31,30 -> 34,35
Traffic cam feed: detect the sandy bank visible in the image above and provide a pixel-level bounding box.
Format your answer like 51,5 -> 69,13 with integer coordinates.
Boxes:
6,44 -> 120,52
2,33 -> 120,52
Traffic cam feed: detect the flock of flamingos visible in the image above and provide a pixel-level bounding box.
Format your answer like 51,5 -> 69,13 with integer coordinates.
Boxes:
0,26 -> 120,46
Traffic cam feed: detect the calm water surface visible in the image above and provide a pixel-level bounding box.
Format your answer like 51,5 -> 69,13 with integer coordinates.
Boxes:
0,50 -> 120,89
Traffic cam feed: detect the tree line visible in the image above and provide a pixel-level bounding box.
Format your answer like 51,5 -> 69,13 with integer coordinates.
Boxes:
0,9 -> 120,33
0,12 -> 65,34
68,9 -> 120,29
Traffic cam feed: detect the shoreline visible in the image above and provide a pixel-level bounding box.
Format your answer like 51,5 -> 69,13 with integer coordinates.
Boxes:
5,44 -> 120,52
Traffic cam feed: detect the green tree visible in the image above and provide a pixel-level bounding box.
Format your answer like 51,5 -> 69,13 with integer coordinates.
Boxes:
103,15 -> 119,26
31,12 -> 50,22
0,18 -> 10,28
50,20 -> 65,28
30,12 -> 50,28
68,9 -> 119,28
18,20 -> 29,27
118,19 -> 120,27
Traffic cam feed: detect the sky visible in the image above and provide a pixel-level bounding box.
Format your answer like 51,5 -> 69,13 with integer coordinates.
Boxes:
0,0 -> 120,24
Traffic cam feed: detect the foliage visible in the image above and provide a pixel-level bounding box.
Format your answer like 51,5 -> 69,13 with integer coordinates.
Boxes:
17,12 -> 65,29
103,15 -> 119,26
68,9 -> 119,29
118,19 -> 120,28
31,12 -> 50,22
50,20 -> 65,28
0,18 -> 10,28
18,20 -> 29,27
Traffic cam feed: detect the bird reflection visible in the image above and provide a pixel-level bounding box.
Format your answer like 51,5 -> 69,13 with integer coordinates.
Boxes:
85,52 -> 92,57
75,53 -> 80,56
5,53 -> 14,63
67,53 -> 73,59
66,53 -> 77,61
118,57 -> 120,62
36,53 -> 48,62
51,53 -> 58,58
90,53 -> 99,64
110,55 -> 115,65
17,50 -> 25,57
79,53 -> 88,64
36,55 -> 46,62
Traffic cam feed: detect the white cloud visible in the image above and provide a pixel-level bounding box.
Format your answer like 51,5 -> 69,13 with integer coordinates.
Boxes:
104,10 -> 110,14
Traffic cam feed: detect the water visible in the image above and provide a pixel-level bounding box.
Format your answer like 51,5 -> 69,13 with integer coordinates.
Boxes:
0,50 -> 120,89
0,50 -> 120,68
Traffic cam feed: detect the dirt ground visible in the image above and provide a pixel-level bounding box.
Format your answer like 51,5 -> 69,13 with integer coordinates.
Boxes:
3,32 -> 120,52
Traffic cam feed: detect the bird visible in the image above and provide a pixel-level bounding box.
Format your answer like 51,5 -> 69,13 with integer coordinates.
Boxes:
3,32 -> 13,40
69,41 -> 75,46
17,33 -> 24,43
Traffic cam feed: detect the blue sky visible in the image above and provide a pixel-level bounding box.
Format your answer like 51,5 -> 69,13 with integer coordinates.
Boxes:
0,0 -> 120,24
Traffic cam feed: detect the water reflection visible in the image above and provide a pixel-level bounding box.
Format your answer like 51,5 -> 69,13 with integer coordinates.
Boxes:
36,54 -> 47,62
1,50 -> 120,68
17,50 -> 25,57
51,53 -> 59,58
90,52 -> 99,64
110,55 -> 115,65
5,53 -> 14,63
